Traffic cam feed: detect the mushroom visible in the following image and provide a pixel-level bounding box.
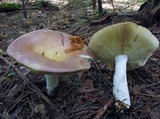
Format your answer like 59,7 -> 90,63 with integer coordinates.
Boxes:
7,30 -> 92,96
88,22 -> 159,108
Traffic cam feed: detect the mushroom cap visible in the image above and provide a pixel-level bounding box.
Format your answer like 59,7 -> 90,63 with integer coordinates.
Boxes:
7,30 -> 92,73
88,22 -> 159,70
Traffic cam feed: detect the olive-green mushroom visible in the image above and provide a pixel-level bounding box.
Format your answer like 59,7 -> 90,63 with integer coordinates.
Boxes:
88,22 -> 159,108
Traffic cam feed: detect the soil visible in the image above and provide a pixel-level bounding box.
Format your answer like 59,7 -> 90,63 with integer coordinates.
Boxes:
0,0 -> 160,119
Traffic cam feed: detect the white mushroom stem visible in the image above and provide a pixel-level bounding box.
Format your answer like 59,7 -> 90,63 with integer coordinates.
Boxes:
113,55 -> 130,108
45,74 -> 59,96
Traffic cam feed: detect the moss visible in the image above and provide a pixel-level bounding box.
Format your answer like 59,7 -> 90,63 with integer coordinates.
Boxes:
0,2 -> 22,12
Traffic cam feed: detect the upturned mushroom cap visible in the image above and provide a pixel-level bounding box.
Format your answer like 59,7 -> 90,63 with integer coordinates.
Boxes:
88,22 -> 159,70
7,30 -> 92,73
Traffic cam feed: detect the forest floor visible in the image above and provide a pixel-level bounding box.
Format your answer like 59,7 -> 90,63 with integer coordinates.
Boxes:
0,0 -> 160,119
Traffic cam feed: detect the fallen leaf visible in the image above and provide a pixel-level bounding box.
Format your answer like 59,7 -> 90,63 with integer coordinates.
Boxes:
78,79 -> 97,93
34,104 -> 47,115
81,79 -> 94,89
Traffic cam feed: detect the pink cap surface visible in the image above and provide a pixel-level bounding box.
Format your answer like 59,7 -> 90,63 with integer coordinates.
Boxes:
7,30 -> 92,73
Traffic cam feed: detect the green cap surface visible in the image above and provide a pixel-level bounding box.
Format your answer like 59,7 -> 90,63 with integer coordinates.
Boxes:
88,22 -> 159,70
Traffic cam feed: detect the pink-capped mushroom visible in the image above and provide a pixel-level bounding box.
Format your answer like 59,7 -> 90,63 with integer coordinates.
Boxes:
7,30 -> 93,96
